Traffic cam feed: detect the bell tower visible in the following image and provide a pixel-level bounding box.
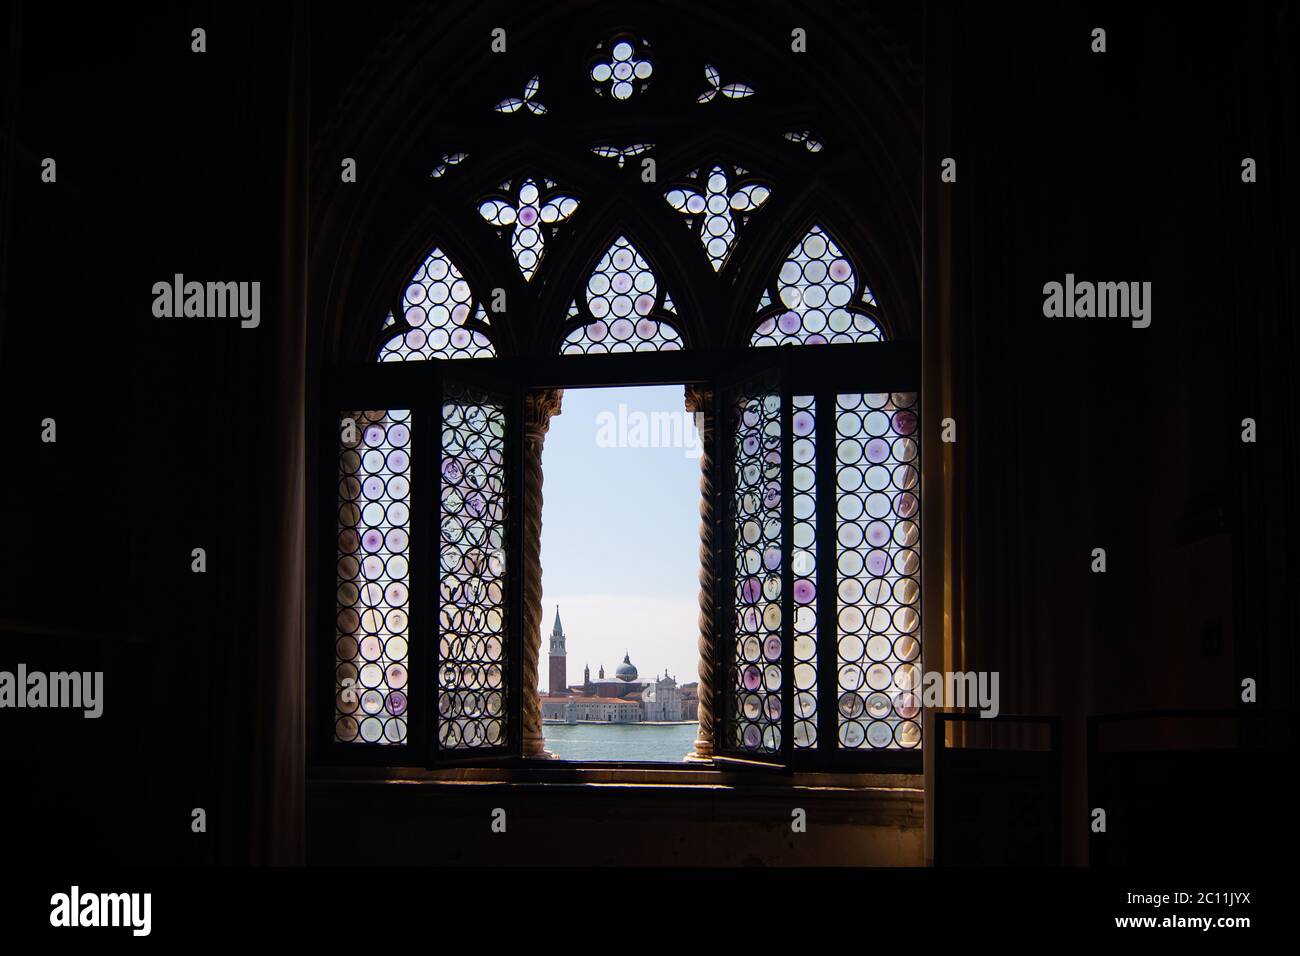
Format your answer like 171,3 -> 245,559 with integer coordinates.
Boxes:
548,606 -> 567,695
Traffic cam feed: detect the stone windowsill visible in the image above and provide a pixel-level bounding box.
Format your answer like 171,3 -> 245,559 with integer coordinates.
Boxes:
308,764 -> 925,829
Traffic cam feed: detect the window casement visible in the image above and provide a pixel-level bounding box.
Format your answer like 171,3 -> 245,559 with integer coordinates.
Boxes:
325,360 -> 524,766
316,26 -> 921,774
713,350 -> 920,771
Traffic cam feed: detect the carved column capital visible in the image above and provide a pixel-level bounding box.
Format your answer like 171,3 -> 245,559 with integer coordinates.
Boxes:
683,384 -> 713,415
524,388 -> 564,436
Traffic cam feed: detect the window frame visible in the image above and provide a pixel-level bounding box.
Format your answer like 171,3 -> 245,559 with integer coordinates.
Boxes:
317,360 -> 526,769
315,339 -> 920,774
308,3 -> 926,782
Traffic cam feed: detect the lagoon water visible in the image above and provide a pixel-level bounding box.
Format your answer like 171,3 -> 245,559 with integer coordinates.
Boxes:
542,722 -> 698,762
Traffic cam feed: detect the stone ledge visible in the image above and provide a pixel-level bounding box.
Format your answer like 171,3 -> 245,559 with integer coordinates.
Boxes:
309,769 -> 925,830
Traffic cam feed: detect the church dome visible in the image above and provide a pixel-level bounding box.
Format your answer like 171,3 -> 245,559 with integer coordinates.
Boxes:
615,652 -> 638,682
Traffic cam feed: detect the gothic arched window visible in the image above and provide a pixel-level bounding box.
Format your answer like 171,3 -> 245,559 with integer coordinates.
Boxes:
750,225 -> 883,347
377,247 -> 496,362
561,236 -> 684,354
324,18 -> 921,770
727,221 -> 919,755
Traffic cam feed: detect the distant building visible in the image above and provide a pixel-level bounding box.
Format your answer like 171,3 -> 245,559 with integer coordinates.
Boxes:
641,672 -> 682,722
548,606 -> 567,695
545,696 -> 642,724
679,682 -> 699,721
540,608 -> 690,723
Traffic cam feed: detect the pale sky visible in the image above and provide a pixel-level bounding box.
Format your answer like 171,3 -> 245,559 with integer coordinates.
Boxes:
538,385 -> 703,689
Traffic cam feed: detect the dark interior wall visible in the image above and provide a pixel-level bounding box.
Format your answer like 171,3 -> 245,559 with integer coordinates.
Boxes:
307,780 -> 924,866
946,3 -> 1298,862
953,3 -> 1297,717
0,2 -> 301,864
0,1 -> 1293,867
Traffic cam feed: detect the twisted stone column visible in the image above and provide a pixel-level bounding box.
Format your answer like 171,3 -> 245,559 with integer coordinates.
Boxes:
521,389 -> 563,758
684,385 -> 717,761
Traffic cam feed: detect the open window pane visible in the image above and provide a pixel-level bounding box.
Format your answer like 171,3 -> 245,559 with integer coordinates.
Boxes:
536,385 -> 702,762
722,376 -> 786,757
437,384 -> 510,751
334,409 -> 414,746
833,391 -> 921,750
791,393 -> 818,749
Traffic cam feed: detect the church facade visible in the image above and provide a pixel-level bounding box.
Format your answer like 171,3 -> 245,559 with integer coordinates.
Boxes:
540,608 -> 689,724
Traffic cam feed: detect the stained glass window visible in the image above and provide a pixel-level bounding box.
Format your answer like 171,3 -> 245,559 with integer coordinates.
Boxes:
791,393 -> 818,749
378,247 -> 495,361
834,392 -> 920,750
665,165 -> 771,271
591,143 -> 653,168
438,384 -> 509,750
751,225 -> 883,346
590,37 -> 652,99
431,152 -> 468,178
335,409 -> 413,745
727,386 -> 783,754
783,131 -> 824,153
478,178 -> 579,281
494,75 -> 547,114
697,64 -> 754,102
351,28 -> 921,767
561,236 -> 685,353
735,230 -> 920,757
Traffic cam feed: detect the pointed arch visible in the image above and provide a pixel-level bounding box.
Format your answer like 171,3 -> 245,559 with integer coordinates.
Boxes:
376,245 -> 496,361
559,234 -> 685,354
314,1 -> 922,363
749,224 -> 884,347
313,1 -> 927,776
